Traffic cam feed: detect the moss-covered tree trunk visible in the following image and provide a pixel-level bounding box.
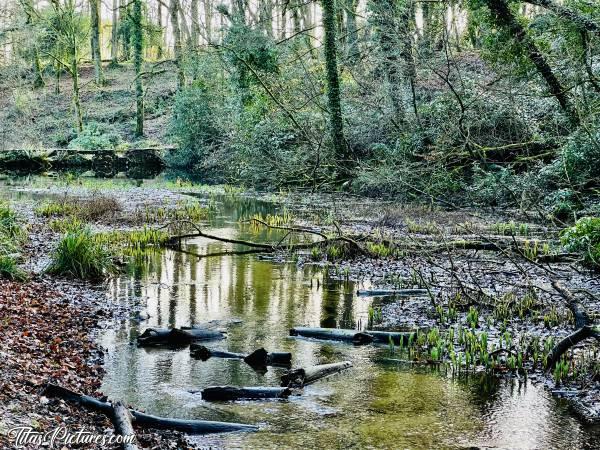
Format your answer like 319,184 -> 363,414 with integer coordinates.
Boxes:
90,0 -> 104,84
322,0 -> 351,175
71,51 -> 83,132
110,0 -> 119,65
170,0 -> 185,88
157,0 -> 164,58
485,0 -> 578,124
204,0 -> 213,43
133,0 -> 144,135
191,0 -> 200,48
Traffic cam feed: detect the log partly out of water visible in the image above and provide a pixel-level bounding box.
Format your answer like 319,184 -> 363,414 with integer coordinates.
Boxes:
281,361 -> 353,387
356,289 -> 429,297
44,384 -> 258,434
111,401 -> 139,450
290,327 -> 416,346
201,386 -> 292,401
289,327 -> 373,345
190,345 -> 292,367
137,327 -> 225,346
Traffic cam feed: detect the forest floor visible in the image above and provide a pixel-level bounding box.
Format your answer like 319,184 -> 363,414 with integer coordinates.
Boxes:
0,63 -> 177,150
1,182 -> 599,448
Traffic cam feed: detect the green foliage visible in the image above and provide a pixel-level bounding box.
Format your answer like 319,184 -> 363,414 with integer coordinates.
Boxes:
561,217 -> 600,268
68,122 -> 121,150
0,255 -> 27,281
168,85 -> 220,170
47,228 -> 115,280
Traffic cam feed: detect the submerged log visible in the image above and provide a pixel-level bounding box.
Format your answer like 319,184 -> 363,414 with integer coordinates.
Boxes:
356,288 -> 428,297
111,401 -> 139,450
281,361 -> 353,387
137,327 -> 225,346
190,344 -> 245,361
290,327 -> 373,345
190,345 -> 292,367
290,327 -> 416,346
44,384 -> 258,434
201,386 -> 292,401
244,348 -> 292,367
545,281 -> 600,370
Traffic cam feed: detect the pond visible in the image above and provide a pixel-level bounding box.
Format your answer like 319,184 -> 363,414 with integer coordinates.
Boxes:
92,190 -> 598,449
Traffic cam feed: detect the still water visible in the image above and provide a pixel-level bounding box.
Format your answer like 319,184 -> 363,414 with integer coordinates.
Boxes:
95,193 -> 599,449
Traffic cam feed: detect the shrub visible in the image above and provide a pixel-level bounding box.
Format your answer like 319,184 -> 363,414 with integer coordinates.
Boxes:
47,228 -> 115,280
561,217 -> 600,268
168,85 -> 220,169
68,122 -> 121,150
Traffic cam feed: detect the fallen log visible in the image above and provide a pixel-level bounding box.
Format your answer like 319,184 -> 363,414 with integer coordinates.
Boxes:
545,325 -> 600,370
356,288 -> 428,297
190,345 -> 292,367
290,327 -> 373,345
244,348 -> 292,367
137,327 -> 225,346
290,327 -> 415,346
44,384 -> 258,434
365,330 -> 416,345
545,281 -> 600,370
281,361 -> 353,387
111,401 -> 139,450
201,386 -> 292,401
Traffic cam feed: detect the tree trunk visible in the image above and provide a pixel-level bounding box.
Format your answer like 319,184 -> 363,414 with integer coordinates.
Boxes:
110,0 -> 119,65
111,402 -> 139,450
191,0 -> 200,48
170,0 -> 185,88
90,0 -> 104,84
485,0 -> 578,124
281,361 -> 353,387
133,0 -> 144,136
44,384 -> 258,434
290,326 -> 417,345
321,0 -> 351,177
204,0 -> 213,43
201,386 -> 292,401
345,0 -> 359,63
120,0 -> 131,60
71,52 -> 83,132
137,327 -> 225,346
157,0 -> 164,58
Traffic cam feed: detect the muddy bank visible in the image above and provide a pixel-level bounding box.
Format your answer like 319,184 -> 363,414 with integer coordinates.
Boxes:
0,278 -> 190,449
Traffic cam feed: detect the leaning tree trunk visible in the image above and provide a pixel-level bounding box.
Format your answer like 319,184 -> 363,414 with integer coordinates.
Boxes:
524,0 -> 599,33
170,0 -> 185,88
321,0 -> 351,177
485,0 -> 578,124
90,0 -> 104,84
110,0 -> 119,65
133,0 -> 144,135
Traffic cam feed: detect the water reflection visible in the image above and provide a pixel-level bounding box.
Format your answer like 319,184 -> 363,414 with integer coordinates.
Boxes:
92,194 -> 600,449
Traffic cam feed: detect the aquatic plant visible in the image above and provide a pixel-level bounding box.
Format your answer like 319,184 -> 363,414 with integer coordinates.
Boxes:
467,306 -> 479,329
366,242 -> 392,258
47,228 -> 115,280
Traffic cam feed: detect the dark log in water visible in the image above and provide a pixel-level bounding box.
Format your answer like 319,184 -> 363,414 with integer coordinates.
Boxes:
290,327 -> 416,346
190,345 -> 292,367
44,384 -> 258,434
111,401 -> 139,450
289,327 -> 373,345
356,289 -> 429,297
281,361 -> 353,387
201,386 -> 292,401
190,344 -> 245,361
137,327 -> 225,346
244,348 -> 292,367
